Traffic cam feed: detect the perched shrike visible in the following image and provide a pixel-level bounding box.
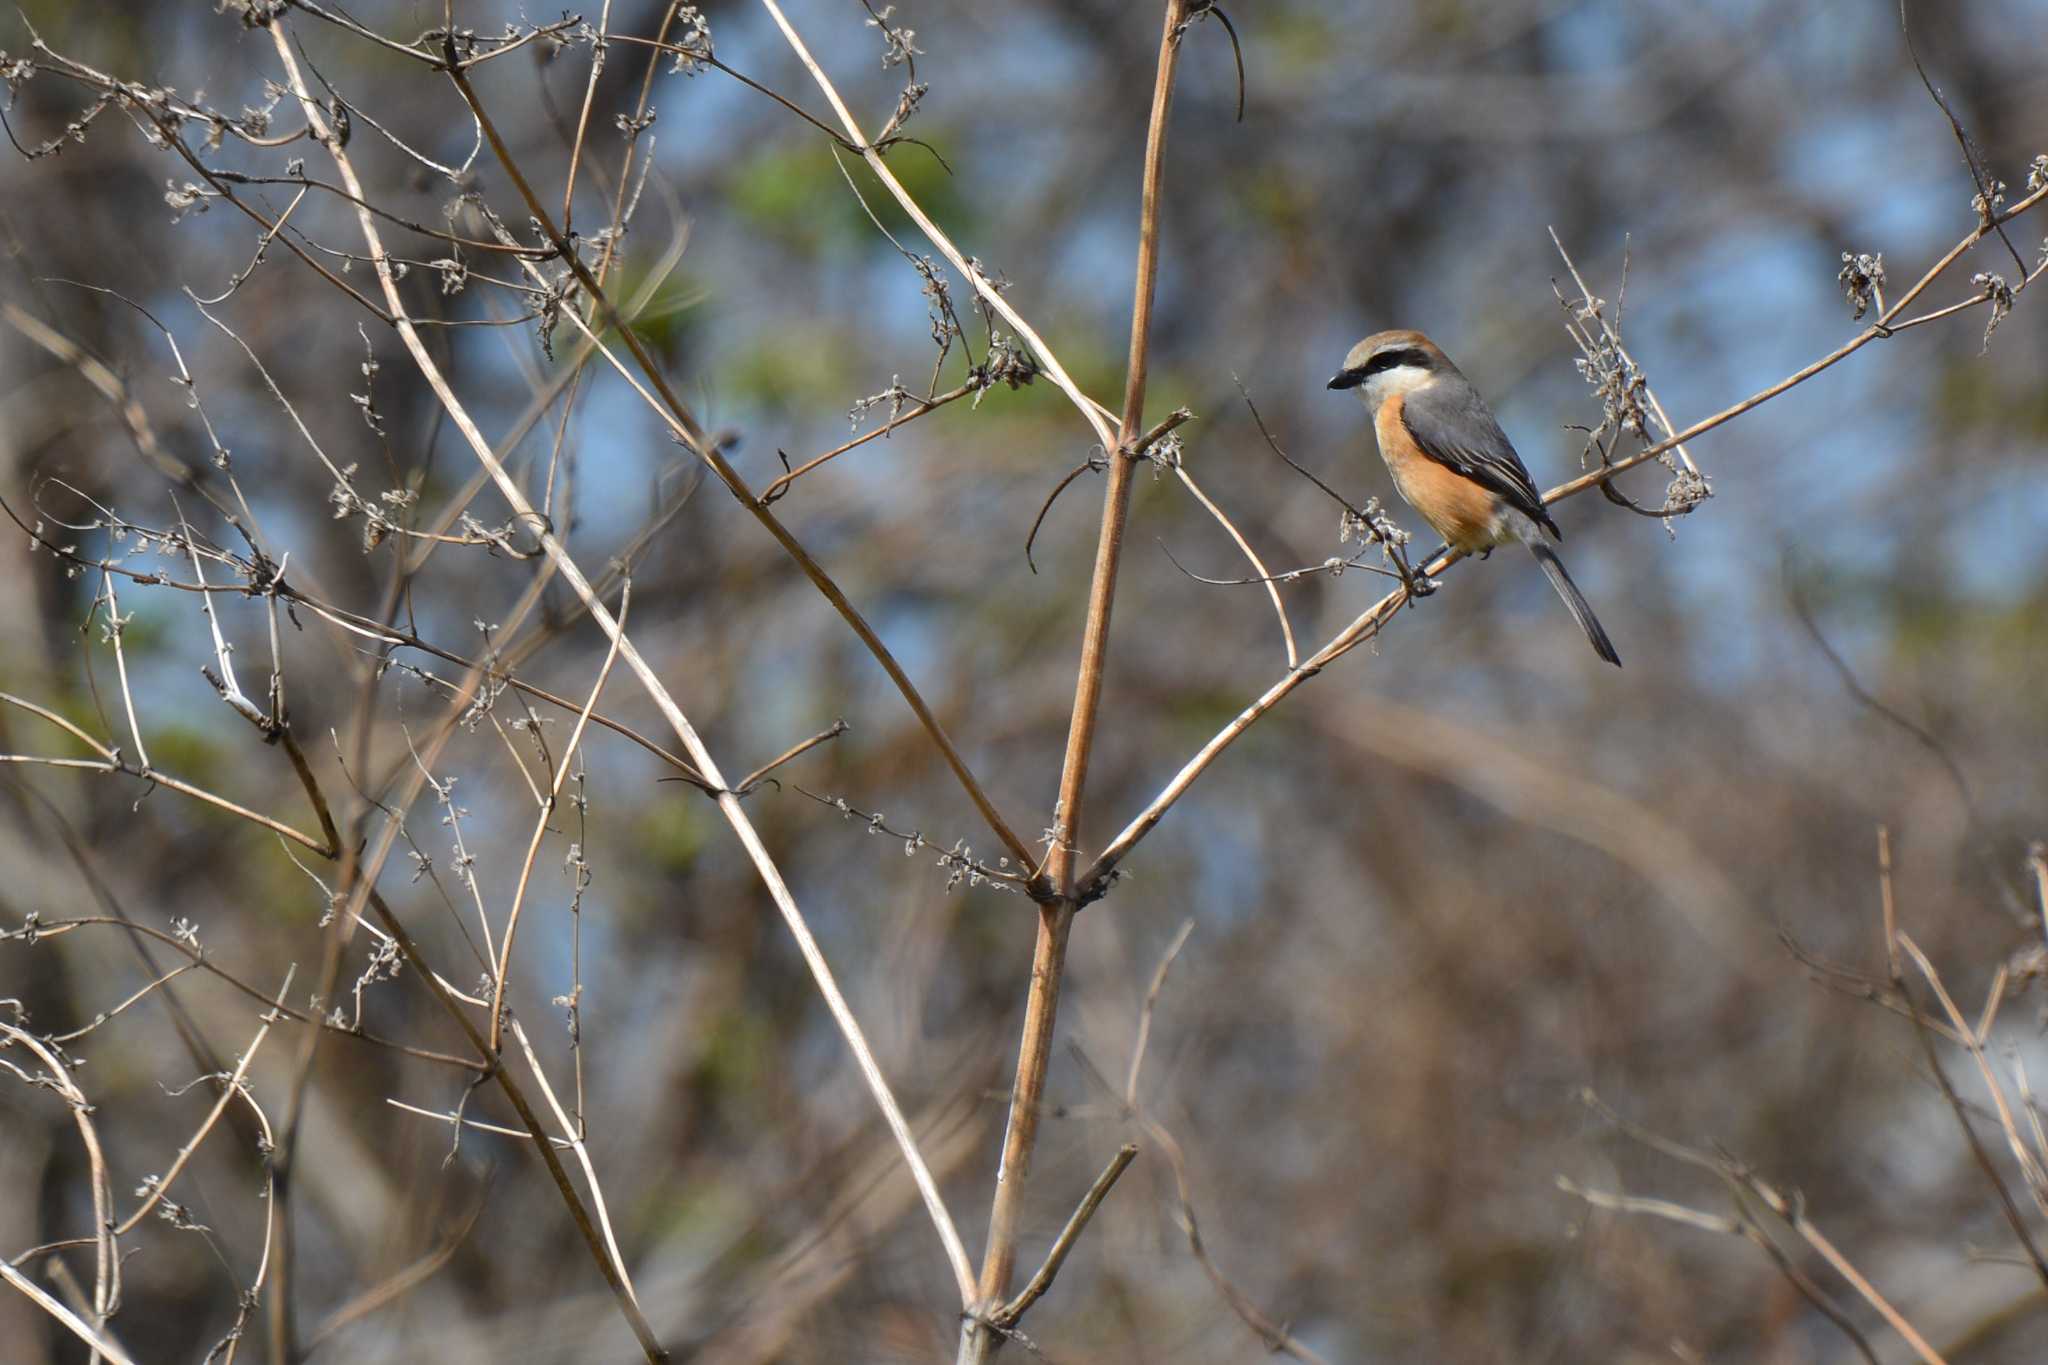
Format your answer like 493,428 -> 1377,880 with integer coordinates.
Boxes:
1328,329 -> 1621,667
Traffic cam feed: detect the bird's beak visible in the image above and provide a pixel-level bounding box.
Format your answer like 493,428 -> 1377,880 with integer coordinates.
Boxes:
1327,370 -> 1362,390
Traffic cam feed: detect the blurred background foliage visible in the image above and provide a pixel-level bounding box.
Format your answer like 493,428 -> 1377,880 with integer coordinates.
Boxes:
2,0 -> 2047,1361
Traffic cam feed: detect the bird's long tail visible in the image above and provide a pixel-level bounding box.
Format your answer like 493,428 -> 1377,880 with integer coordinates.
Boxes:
1528,541 -> 1621,667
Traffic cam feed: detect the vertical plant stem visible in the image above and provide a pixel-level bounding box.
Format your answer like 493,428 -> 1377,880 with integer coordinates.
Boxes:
964,4 -> 1187,1357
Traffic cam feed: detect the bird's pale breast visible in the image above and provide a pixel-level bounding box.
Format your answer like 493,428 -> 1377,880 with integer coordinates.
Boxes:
1373,392 -> 1506,552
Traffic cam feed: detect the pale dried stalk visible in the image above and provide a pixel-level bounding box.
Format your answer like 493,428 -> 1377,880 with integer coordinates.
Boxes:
115,969 -> 293,1236
178,517 -> 269,729
357,885 -> 672,1362
0,1261 -> 137,1365
267,21 -> 975,1322
336,560 -> 558,956
0,1022 -> 119,1335
1556,1176 -> 1882,1365
1882,836 -> 2048,1288
257,550 -> 546,1365
96,569 -> 149,771
1556,1178 -> 1742,1235
1080,592 -> 1401,895
1589,1092 -> 1950,1365
11,914 -> 481,1069
386,1100 -> 566,1144
43,963 -> 197,1045
1880,826 -> 1900,980
285,594 -> 701,781
559,0 -> 614,232
401,728 -> 500,966
756,0 -> 1118,453
1898,934 -> 2048,1220
0,691 -> 330,853
507,1015 -> 641,1307
488,579 -> 630,1053
1174,463 -> 1298,667
2030,843 -> 2048,948
2012,1052 -> 2048,1186
210,1028 -> 284,1365
1786,1214 -> 1951,1365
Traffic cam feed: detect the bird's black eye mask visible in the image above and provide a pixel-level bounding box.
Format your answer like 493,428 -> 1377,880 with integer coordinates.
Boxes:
1327,347 -> 1430,389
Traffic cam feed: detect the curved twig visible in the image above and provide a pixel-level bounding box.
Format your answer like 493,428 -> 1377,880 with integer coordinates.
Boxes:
1172,460 -> 1298,668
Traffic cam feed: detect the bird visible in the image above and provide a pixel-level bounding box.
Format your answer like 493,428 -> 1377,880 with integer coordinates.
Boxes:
1328,329 -> 1621,667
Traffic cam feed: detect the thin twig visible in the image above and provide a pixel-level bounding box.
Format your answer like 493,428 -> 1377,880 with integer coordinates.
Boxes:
559,0 -> 613,234
1880,826 -> 1901,982
0,1023 -> 117,1326
1897,932 -> 2048,1266
1172,463 -> 1298,668
115,969 -> 294,1236
991,1145 -> 1139,1328
304,1197 -> 484,1350
761,384 -> 975,504
4,914 -> 482,1068
0,1261 -> 138,1365
734,719 -> 849,795
0,692 -> 333,853
95,570 -> 149,771
1556,1179 -> 1741,1237
1789,578 -> 1976,822
1125,919 -> 1194,1107
1023,454 -> 1107,574
1897,0 -> 2028,280
1070,1043 -> 1331,1364
2032,843 -> 2048,955
1779,927 -> 1964,1044
1584,1091 -> 1952,1365
489,578 -> 631,1053
1558,1177 -> 1883,1365
756,0 -> 1118,454
506,1014 -> 643,1309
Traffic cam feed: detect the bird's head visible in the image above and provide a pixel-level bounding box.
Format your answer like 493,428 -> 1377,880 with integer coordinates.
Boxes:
1327,329 -> 1453,409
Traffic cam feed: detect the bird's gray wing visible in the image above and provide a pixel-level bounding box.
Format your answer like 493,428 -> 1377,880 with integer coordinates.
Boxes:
1399,381 -> 1560,538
